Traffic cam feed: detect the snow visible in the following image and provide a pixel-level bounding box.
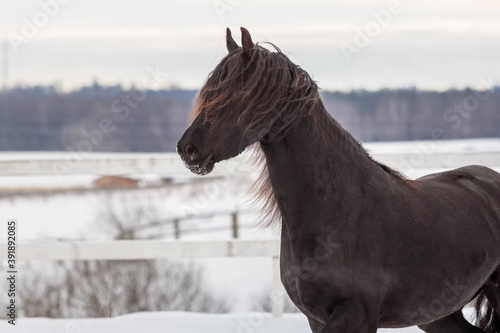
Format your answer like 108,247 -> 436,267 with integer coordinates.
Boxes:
0,311 -> 425,333
1,138 -> 499,241
0,139 -> 496,331
0,138 -> 499,191
364,138 -> 500,154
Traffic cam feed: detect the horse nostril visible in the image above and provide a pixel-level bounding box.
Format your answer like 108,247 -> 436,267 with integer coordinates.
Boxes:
185,143 -> 198,159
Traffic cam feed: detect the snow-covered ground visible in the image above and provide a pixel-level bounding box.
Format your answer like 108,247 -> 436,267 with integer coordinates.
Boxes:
1,138 -> 499,241
0,310 -> 480,333
0,312 -> 424,333
363,137 -> 500,154
0,139 -> 497,331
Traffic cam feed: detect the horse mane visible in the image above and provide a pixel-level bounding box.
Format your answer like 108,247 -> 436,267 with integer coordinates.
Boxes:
249,146 -> 282,228
193,43 -> 321,227
194,42 -> 411,228
194,43 -> 319,135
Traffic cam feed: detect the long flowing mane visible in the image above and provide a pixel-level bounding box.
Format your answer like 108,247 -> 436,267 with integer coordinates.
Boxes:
194,43 -> 321,227
194,41 -> 410,227
194,43 -> 319,134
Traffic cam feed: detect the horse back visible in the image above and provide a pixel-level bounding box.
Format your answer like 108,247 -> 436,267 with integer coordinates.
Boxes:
418,165 -> 500,217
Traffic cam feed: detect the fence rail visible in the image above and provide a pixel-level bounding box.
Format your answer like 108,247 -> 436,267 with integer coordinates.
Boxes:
1,150 -> 500,176
0,239 -> 285,317
0,239 -> 279,261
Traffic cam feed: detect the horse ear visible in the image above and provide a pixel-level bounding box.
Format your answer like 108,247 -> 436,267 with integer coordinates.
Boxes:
226,27 -> 239,52
240,27 -> 254,56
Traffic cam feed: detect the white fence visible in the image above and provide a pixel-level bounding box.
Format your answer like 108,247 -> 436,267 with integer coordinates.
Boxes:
1,147 -> 500,317
0,239 -> 284,316
2,239 -> 279,260
1,150 -> 500,176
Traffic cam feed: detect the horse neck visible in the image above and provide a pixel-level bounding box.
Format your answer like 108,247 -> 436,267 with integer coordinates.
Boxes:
260,101 -> 391,230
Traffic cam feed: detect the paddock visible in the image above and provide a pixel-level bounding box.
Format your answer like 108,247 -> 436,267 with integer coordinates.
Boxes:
1,138 -> 499,331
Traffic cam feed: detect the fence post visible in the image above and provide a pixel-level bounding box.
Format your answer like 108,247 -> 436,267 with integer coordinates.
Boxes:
271,255 -> 284,317
231,212 -> 238,239
174,219 -> 180,239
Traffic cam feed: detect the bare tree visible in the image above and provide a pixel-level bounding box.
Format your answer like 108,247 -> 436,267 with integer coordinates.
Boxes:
252,289 -> 300,314
18,196 -> 229,318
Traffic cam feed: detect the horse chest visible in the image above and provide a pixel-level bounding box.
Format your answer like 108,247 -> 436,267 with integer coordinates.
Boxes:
279,236 -> 346,323
280,259 -> 328,324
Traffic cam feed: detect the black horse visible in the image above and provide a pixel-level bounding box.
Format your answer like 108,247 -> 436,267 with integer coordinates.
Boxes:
178,27 -> 500,333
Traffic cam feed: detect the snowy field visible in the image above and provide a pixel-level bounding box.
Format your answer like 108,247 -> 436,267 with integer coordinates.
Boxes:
0,310 -> 478,333
1,138 -> 499,241
0,139 -> 498,332
0,312 -> 426,333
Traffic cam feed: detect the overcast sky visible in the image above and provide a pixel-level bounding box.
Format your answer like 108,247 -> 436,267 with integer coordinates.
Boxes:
1,0 -> 499,91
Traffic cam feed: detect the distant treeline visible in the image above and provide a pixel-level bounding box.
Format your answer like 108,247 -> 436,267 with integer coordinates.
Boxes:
0,84 -> 499,152
323,88 -> 500,142
0,83 -> 196,152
